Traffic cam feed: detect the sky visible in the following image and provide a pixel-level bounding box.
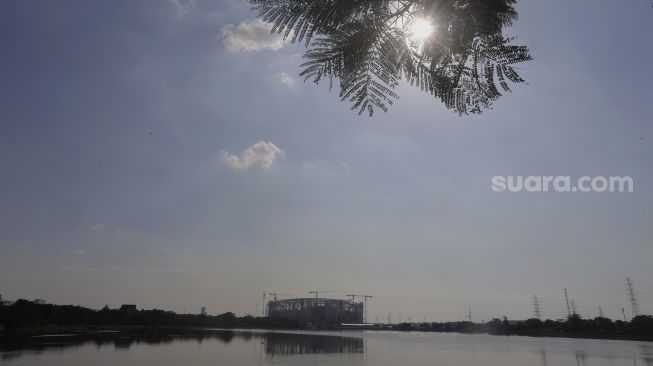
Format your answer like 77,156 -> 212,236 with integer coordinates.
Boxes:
1,0 -> 652,322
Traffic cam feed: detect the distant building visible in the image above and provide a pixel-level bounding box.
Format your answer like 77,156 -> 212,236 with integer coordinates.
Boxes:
120,304 -> 138,312
267,298 -> 363,326
33,299 -> 46,305
201,307 -> 207,316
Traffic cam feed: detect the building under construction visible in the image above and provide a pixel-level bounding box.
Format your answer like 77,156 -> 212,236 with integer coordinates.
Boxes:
267,298 -> 363,326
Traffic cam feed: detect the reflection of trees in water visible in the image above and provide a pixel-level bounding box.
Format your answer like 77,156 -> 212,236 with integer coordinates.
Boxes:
639,344 -> 653,366
264,333 -> 363,357
574,350 -> 586,366
0,330 -> 365,362
539,349 -> 548,366
535,344 -> 653,366
5,330 -> 653,364
0,329 -> 242,360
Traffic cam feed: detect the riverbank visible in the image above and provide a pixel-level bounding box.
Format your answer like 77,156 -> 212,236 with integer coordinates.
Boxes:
2,299 -> 652,342
3,323 -> 653,343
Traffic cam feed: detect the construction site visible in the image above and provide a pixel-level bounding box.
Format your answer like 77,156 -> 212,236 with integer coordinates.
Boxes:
266,292 -> 371,326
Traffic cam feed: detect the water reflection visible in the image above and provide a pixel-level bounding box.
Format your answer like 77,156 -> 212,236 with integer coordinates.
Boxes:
2,330 -> 653,365
639,344 -> 653,365
539,348 -> 548,366
264,333 -> 363,356
0,329 -> 363,362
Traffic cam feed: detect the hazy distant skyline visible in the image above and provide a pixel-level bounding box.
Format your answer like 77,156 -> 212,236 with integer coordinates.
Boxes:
1,0 -> 652,322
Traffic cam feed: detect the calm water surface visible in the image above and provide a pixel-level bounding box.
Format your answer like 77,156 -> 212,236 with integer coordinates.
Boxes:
1,329 -> 652,366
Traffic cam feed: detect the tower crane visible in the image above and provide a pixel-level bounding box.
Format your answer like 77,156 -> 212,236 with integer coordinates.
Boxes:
308,290 -> 339,299
346,294 -> 373,323
268,292 -> 292,301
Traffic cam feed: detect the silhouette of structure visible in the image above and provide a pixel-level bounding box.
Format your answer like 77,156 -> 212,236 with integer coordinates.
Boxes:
119,304 -> 137,312
346,294 -> 373,323
564,288 -> 571,318
625,276 -> 641,318
267,298 -> 363,326
532,295 -> 542,320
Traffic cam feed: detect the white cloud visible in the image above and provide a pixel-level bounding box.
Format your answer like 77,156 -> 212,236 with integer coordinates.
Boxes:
276,72 -> 296,88
91,224 -> 105,231
220,140 -> 285,171
114,229 -> 134,236
171,0 -> 196,17
222,19 -> 285,52
108,266 -> 199,275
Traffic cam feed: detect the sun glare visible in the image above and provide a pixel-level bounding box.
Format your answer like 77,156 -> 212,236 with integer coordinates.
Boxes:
409,18 -> 435,42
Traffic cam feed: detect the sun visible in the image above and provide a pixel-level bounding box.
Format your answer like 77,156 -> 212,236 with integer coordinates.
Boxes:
409,18 -> 435,42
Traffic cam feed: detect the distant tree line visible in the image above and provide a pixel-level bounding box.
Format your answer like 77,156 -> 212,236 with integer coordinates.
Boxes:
3,299 -> 653,340
393,314 -> 653,339
0,299 -> 298,333
485,314 -> 653,337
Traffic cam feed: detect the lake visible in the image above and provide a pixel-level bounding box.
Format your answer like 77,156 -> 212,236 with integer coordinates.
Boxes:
1,329 -> 652,365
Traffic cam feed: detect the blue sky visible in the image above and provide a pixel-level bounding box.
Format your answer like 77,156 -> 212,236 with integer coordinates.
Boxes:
1,0 -> 652,322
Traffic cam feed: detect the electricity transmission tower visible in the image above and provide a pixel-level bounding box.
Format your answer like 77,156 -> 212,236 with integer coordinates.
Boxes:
625,276 -> 641,318
532,295 -> 542,320
564,288 -> 571,318
571,300 -> 578,317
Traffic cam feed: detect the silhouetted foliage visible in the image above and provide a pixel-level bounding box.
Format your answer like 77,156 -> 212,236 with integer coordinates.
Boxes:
628,315 -> 653,335
487,315 -> 653,339
523,318 -> 543,330
390,314 -> 653,341
563,314 -> 584,333
0,299 -> 298,332
251,0 -> 532,116
3,300 -> 653,341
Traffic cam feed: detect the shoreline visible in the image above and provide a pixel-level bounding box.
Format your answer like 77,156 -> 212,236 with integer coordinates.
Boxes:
3,324 -> 653,343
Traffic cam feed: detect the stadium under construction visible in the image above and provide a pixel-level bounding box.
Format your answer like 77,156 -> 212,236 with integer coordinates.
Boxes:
267,297 -> 364,326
